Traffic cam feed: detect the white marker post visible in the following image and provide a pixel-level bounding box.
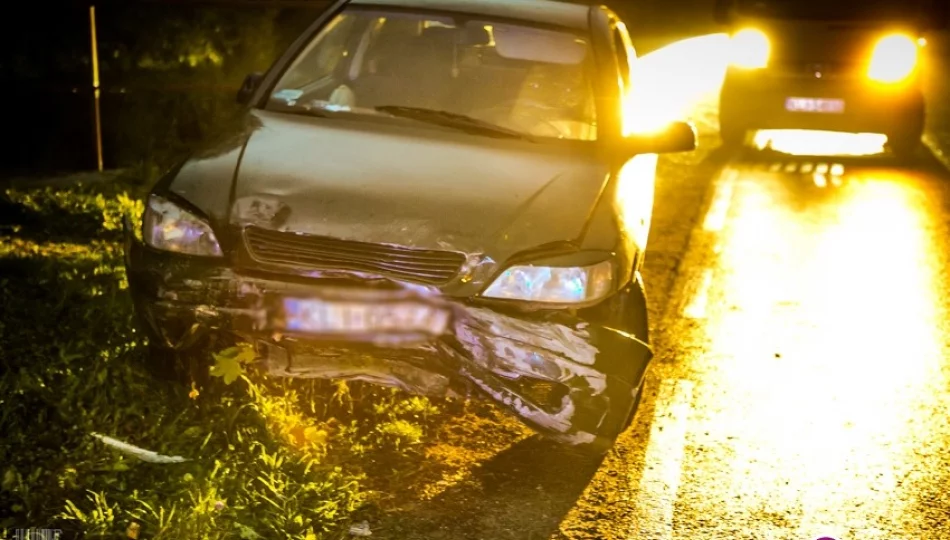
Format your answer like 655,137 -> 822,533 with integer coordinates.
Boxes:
89,5 -> 104,172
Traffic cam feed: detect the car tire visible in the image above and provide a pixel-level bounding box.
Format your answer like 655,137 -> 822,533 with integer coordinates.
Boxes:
888,136 -> 921,162
131,296 -> 230,385
143,332 -> 233,386
887,129 -> 923,162
570,381 -> 647,458
887,103 -> 925,162
145,341 -> 207,385
620,382 -> 645,432
567,387 -> 645,458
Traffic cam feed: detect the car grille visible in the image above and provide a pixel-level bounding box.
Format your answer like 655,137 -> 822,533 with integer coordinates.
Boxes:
243,226 -> 467,285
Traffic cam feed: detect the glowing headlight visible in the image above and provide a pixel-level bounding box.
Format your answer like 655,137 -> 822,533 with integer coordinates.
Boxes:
729,28 -> 770,69
143,194 -> 223,256
868,34 -> 918,83
482,260 -> 613,303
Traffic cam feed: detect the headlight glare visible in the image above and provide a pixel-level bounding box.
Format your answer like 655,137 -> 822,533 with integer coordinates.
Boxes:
730,28 -> 770,69
868,34 -> 918,83
482,260 -> 613,303
143,195 -> 223,256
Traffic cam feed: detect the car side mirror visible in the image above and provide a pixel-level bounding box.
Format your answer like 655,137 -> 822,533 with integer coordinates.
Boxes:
623,121 -> 697,156
237,72 -> 264,106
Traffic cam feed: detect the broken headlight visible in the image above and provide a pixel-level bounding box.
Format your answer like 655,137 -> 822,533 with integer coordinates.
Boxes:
482,260 -> 613,304
143,194 -> 223,257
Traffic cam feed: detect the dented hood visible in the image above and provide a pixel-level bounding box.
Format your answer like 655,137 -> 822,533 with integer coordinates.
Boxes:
230,111 -> 609,259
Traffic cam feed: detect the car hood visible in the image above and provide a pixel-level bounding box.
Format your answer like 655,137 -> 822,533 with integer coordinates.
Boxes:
229,111 -> 609,262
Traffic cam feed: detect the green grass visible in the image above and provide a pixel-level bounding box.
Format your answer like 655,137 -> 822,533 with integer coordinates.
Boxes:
0,179 -> 509,539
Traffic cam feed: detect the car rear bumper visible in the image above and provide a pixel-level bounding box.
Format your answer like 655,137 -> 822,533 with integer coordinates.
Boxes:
125,230 -> 652,447
720,69 -> 924,134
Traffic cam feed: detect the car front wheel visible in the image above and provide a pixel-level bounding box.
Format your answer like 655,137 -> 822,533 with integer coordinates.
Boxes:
887,128 -> 923,162
559,383 -> 645,457
146,341 -> 203,383
887,103 -> 925,162
140,324 -> 229,386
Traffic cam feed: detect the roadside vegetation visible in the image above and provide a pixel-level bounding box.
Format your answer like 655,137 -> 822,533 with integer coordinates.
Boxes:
0,178 -> 525,539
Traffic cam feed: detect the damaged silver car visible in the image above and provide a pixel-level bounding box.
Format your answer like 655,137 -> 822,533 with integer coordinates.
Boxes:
124,0 -> 697,452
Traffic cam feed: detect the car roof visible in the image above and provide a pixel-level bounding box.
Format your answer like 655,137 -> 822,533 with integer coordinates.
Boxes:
348,0 -> 594,31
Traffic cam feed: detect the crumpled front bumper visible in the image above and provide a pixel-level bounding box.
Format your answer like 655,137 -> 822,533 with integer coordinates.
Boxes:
125,232 -> 653,447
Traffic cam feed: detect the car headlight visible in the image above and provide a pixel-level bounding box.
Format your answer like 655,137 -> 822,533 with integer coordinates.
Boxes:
482,260 -> 613,303
729,28 -> 770,69
868,34 -> 918,83
143,194 -> 223,257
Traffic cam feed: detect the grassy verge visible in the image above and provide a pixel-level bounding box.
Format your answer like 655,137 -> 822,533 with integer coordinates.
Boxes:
0,179 -> 526,539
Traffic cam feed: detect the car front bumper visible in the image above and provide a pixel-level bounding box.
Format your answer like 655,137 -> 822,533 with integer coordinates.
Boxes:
720,68 -> 924,134
125,230 -> 653,448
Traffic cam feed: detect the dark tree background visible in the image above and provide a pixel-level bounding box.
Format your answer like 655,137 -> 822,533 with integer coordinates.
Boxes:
0,0 -> 715,177
0,2 -> 329,176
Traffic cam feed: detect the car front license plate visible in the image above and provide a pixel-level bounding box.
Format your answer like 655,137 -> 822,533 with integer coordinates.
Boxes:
785,97 -> 845,114
282,298 -> 449,335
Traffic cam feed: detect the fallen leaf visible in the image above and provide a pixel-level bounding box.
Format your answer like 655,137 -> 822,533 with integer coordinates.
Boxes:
349,521 -> 372,537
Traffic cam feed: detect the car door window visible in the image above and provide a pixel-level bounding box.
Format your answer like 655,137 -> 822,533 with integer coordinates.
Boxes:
279,14 -> 359,91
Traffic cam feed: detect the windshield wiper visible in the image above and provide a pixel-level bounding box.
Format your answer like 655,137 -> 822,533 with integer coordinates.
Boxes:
374,106 -> 535,142
266,100 -> 335,118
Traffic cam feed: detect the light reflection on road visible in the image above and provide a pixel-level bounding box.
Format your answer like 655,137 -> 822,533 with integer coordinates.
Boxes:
752,129 -> 890,156
667,158 -> 950,539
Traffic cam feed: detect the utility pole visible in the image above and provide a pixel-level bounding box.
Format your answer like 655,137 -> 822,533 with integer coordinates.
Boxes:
89,5 -> 104,172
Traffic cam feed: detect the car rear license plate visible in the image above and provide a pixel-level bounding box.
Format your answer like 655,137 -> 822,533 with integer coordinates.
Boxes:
282,298 -> 449,335
785,97 -> 845,114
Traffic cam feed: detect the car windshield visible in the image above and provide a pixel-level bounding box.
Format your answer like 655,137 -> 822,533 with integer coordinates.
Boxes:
266,8 -> 598,141
737,0 -> 921,21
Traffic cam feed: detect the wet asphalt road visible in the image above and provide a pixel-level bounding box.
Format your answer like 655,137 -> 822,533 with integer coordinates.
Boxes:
620,142 -> 950,540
